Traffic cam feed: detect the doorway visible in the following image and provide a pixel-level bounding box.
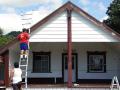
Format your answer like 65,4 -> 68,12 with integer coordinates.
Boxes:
62,53 -> 77,83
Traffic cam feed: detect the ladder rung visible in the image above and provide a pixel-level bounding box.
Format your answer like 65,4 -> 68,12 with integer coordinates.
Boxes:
20,58 -> 28,59
20,65 -> 27,67
21,58 -> 27,62
112,84 -> 119,85
20,63 -> 28,65
22,82 -> 26,84
22,72 -> 27,74
22,74 -> 27,76
22,70 -> 27,71
22,23 -> 31,25
22,70 -> 27,73
21,58 -> 28,60
21,18 -> 32,20
22,76 -> 27,78
21,14 -> 32,16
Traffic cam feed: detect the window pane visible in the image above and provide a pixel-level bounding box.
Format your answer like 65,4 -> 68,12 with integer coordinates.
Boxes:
88,53 -> 106,72
33,53 -> 50,73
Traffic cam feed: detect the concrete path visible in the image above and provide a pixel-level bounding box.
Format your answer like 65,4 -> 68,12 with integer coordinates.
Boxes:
6,87 -> 112,90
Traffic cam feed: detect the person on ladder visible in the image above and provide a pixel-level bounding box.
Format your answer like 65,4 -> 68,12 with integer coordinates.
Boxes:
17,28 -> 30,60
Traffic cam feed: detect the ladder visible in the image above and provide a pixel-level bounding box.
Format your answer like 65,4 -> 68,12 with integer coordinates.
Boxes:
19,12 -> 32,89
110,76 -> 120,90
19,53 -> 29,88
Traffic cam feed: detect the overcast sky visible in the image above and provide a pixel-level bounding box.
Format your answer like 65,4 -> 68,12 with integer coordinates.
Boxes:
0,0 -> 113,34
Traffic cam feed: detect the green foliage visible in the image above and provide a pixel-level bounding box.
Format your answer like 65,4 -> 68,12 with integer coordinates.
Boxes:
103,0 -> 120,33
0,31 -> 21,48
6,31 -> 21,37
0,35 -> 13,48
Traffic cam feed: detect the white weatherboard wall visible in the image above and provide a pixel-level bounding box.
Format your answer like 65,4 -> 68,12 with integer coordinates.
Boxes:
30,11 -> 67,42
27,42 -> 120,79
27,43 -> 66,78
74,43 -> 119,79
9,42 -> 120,79
30,11 -> 119,42
72,12 -> 118,42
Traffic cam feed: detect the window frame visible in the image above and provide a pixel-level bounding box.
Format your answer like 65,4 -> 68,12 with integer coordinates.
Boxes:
33,52 -> 51,73
87,51 -> 106,73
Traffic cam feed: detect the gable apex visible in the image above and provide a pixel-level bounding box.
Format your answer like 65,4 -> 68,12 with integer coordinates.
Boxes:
30,1 -> 120,41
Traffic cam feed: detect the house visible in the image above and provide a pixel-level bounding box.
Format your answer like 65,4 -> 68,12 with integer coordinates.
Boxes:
0,1 -> 120,88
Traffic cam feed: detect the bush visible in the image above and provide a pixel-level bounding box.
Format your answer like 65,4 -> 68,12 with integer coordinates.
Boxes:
0,35 -> 14,48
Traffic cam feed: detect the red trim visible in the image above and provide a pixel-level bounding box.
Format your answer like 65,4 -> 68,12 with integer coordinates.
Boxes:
67,9 -> 72,88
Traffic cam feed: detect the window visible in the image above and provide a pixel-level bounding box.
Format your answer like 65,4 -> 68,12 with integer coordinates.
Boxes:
33,52 -> 51,73
87,51 -> 106,73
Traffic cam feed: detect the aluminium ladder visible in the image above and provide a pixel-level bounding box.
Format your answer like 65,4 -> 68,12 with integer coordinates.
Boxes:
19,53 -> 29,88
110,76 -> 120,90
19,28 -> 30,89
19,12 -> 32,89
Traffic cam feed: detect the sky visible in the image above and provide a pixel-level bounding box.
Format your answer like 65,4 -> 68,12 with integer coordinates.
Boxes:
0,0 -> 113,34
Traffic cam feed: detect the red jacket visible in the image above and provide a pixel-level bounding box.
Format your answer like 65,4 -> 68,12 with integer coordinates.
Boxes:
17,32 -> 29,44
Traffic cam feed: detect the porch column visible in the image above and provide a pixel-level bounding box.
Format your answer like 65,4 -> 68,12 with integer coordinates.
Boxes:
3,51 -> 9,87
67,9 -> 72,87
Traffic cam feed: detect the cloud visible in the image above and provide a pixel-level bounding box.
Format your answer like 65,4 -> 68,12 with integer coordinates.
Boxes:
0,0 -> 62,7
0,9 -> 51,34
93,2 -> 106,13
100,15 -> 108,22
98,2 -> 106,12
1,6 -> 16,13
0,0 -> 63,34
0,13 -> 22,34
22,7 -> 52,28
0,8 -> 52,34
21,0 -> 62,28
83,7 -> 89,12
79,0 -> 90,5
0,0 -> 49,7
32,7 -> 52,23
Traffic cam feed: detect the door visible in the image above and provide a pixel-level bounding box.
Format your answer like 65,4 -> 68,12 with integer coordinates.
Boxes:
63,54 -> 77,82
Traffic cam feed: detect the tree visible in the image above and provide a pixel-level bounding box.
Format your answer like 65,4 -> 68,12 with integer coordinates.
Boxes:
0,35 -> 13,47
103,0 -> 120,33
6,31 -> 21,37
0,30 -> 19,48
0,28 -> 3,36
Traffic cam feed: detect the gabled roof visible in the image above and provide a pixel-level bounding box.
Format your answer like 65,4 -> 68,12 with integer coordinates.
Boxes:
0,1 -> 120,55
